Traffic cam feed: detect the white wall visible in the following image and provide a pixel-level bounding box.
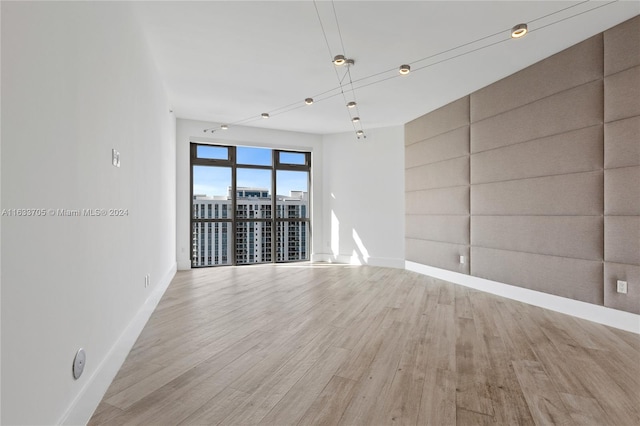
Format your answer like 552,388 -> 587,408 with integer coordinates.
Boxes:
321,127 -> 405,268
176,119 -> 324,269
1,2 -> 176,424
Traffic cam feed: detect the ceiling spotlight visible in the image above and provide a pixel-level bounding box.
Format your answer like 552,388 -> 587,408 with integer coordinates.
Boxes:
345,58 -> 355,66
511,23 -> 528,38
356,130 -> 365,138
352,117 -> 360,123
221,124 -> 228,130
305,98 -> 314,105
261,113 -> 270,119
333,55 -> 346,66
347,101 -> 357,108
399,64 -> 411,75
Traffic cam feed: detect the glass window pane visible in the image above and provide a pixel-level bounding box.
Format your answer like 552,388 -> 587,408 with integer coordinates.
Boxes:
276,170 -> 308,218
191,221 -> 231,266
235,221 -> 272,264
237,146 -> 272,166
197,145 -> 228,160
237,168 -> 272,218
192,166 -> 231,218
275,221 -> 309,262
279,151 -> 307,165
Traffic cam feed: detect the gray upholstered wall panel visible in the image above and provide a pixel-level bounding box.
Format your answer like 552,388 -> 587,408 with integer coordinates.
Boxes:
604,262 -> 640,314
604,15 -> 640,76
471,171 -> 603,216
406,215 -> 469,245
405,126 -> 469,168
604,166 -> 640,215
471,35 -> 603,122
604,65 -> 640,122
604,216 -> 640,265
406,17 -> 638,314
603,16 -> 640,314
605,116 -> 640,168
406,157 -> 469,191
405,97 -> 470,145
471,80 -> 603,153
471,247 -> 604,305
405,95 -> 470,274
471,125 -> 603,184
406,187 -> 469,215
471,216 -> 603,261
406,238 -> 469,274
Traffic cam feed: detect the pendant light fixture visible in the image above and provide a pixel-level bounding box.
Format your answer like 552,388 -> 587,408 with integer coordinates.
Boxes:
333,54 -> 346,66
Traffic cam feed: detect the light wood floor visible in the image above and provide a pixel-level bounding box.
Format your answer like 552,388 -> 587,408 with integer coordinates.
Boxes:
89,264 -> 640,426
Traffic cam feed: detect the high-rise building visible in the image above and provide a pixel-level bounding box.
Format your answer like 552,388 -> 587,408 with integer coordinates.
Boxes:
192,187 -> 308,266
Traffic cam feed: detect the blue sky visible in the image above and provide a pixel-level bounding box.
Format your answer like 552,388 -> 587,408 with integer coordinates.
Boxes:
193,146 -> 308,198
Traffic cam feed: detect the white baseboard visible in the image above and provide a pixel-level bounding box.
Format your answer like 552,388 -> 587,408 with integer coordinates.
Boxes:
312,252 -> 404,269
406,261 -> 640,334
60,262 -> 177,425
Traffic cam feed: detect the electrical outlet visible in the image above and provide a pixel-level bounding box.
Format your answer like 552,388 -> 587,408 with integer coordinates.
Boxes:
616,280 -> 628,294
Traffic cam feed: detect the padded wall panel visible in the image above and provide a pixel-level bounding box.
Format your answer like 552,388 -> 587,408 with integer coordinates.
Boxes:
405,126 -> 469,168
604,116 -> 640,168
604,166 -> 640,215
604,15 -> 640,76
406,157 -> 469,191
471,35 -> 603,122
471,216 -> 603,261
406,215 -> 469,245
604,262 -> 640,314
603,16 -> 640,314
604,217 -> 640,265
405,97 -> 470,144
406,238 -> 469,274
471,171 -> 603,216
471,125 -> 603,184
471,80 -> 603,153
471,247 -> 604,305
604,65 -> 640,122
406,187 -> 469,215
406,17 -> 638,314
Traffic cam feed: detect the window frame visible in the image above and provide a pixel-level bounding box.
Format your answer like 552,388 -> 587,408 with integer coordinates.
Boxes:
190,143 -> 311,267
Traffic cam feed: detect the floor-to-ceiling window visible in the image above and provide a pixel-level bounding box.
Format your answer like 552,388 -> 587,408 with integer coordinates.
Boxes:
191,144 -> 310,267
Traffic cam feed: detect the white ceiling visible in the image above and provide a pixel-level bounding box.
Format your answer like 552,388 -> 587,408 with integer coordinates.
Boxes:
132,1 -> 639,135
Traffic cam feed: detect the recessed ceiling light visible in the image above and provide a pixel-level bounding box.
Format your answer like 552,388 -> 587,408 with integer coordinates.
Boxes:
261,113 -> 270,119
345,58 -> 355,66
221,124 -> 228,130
399,64 -> 411,75
511,23 -> 528,38
352,117 -> 360,122
347,101 -> 357,108
356,130 -> 364,137
333,55 -> 346,66
305,98 -> 314,105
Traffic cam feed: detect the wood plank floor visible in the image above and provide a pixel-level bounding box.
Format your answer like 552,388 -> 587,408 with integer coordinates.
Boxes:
89,264 -> 640,426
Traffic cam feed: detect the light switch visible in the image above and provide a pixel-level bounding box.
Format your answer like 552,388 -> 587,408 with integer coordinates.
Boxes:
112,149 -> 120,168
459,255 -> 465,264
